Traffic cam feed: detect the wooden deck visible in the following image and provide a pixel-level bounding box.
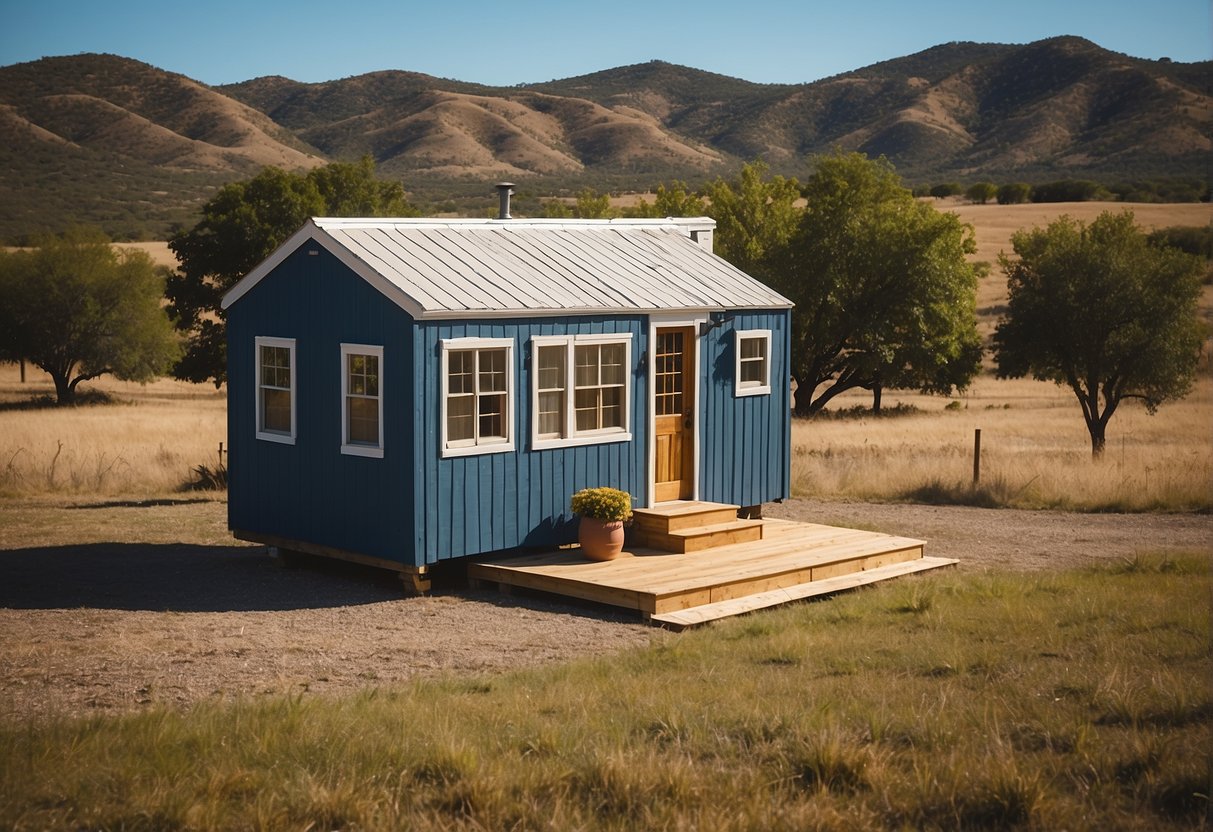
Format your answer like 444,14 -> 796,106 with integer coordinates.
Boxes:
468,516 -> 957,628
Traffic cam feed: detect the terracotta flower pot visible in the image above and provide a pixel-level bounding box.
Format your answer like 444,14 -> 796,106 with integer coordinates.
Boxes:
578,517 -> 625,561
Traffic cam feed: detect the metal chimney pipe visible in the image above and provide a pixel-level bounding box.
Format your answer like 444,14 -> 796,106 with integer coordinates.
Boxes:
495,182 -> 515,220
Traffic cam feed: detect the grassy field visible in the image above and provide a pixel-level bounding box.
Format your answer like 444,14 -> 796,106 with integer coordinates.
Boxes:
2,556 -> 1207,830
792,373 -> 1213,512
0,365 -> 226,497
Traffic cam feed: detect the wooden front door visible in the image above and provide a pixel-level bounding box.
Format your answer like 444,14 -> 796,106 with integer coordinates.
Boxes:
653,326 -> 695,502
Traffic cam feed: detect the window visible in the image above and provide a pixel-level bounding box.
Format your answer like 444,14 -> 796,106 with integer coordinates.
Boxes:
341,344 -> 383,458
256,336 -> 296,443
735,330 -> 772,397
442,338 -> 514,457
532,334 -> 632,448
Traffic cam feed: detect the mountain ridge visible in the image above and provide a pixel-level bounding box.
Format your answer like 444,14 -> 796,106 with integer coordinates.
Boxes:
1,38 -> 1208,239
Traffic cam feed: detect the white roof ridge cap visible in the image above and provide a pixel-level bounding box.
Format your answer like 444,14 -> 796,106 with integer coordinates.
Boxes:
313,216 -> 715,230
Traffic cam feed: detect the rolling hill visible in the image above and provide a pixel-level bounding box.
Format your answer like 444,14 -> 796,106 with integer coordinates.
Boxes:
1,37 -> 1208,240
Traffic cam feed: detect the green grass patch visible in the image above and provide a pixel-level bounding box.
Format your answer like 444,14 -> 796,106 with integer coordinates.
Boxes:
2,557 -> 1210,830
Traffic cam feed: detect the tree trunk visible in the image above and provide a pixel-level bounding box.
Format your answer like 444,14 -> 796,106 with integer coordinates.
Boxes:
872,384 -> 883,415
51,371 -> 74,405
19,359 -> 25,383
1089,423 -> 1106,458
793,382 -> 816,416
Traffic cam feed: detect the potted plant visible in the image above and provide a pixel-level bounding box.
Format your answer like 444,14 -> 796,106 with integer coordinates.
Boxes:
570,487 -> 633,561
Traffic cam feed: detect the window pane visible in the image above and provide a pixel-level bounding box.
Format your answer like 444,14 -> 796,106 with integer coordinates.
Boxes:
600,385 -> 623,429
263,388 -> 291,432
364,355 -> 379,397
537,346 -> 565,391
348,354 -> 366,395
448,351 -> 474,395
574,345 -> 598,388
574,387 -> 598,431
599,343 -> 625,385
741,359 -> 765,385
348,396 -> 379,444
447,395 -> 474,442
479,349 -> 506,393
740,337 -> 765,361
478,393 -> 505,439
538,390 -> 564,437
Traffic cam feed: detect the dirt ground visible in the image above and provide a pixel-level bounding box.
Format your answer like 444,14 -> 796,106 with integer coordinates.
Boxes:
0,498 -> 1209,723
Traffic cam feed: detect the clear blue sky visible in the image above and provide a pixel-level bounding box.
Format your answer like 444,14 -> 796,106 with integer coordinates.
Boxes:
2,0 -> 1209,86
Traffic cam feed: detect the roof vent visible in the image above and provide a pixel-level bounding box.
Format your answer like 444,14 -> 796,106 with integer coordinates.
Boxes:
495,182 -> 515,220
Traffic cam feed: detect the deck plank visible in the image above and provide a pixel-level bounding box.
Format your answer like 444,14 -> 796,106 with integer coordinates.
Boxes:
467,519 -> 945,624
651,557 -> 960,629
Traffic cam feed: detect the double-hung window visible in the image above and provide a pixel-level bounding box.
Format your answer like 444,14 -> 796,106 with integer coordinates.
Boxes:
341,344 -> 384,458
256,336 -> 296,443
735,329 -> 772,397
532,334 -> 632,448
442,338 -> 514,457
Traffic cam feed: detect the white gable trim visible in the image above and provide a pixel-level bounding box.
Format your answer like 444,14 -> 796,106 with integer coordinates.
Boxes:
220,220 -> 427,318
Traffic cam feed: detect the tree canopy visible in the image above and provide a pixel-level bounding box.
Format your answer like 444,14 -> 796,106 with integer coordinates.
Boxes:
0,228 -> 180,404
773,152 -> 983,414
702,161 -> 800,280
994,210 -> 1205,456
166,157 -> 415,385
965,182 -> 997,204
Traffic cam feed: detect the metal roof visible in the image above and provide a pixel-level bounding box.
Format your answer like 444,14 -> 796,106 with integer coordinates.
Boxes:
222,217 -> 792,319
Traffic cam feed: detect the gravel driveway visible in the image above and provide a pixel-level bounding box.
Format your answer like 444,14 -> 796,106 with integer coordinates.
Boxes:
1,498 -> 1208,722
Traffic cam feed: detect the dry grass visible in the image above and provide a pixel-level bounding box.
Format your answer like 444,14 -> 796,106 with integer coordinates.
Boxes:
2,557 -> 1208,830
0,363 -> 226,497
793,374 -> 1213,511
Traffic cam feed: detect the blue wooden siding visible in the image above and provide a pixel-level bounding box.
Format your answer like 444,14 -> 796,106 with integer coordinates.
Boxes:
227,243 -> 790,569
227,244 -> 415,563
699,310 -> 791,507
413,316 -> 648,564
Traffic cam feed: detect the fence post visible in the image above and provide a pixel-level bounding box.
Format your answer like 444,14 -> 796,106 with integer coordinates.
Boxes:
972,428 -> 982,485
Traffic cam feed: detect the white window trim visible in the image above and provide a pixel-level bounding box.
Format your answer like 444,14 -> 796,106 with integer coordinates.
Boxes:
255,336 -> 296,444
441,337 -> 516,458
735,329 -> 772,397
340,343 -> 384,459
530,333 -> 633,450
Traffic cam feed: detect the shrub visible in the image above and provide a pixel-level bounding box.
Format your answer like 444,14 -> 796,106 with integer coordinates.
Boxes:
997,183 -> 1032,204
571,487 -> 633,522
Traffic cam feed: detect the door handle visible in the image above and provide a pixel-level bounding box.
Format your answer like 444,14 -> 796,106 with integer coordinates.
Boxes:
684,416 -> 692,429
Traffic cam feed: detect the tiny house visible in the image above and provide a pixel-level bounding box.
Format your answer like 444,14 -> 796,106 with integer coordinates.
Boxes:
221,199 -> 792,589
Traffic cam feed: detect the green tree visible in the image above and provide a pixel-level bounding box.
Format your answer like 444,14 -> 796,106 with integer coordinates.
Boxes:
0,228 -> 180,404
703,161 -> 800,280
997,182 -> 1032,205
626,181 -> 707,218
965,182 -> 998,204
166,158 -> 415,385
573,188 -> 619,219
994,211 -> 1205,457
776,152 -> 982,414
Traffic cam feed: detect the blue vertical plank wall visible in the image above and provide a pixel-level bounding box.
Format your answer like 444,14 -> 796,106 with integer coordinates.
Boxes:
699,309 -> 791,507
413,315 -> 647,564
227,243 -> 415,564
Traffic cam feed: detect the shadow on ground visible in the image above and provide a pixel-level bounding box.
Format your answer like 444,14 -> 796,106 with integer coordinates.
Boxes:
0,542 -> 409,612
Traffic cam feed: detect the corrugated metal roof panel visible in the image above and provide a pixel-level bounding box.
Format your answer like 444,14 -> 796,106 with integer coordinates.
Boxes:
224,217 -> 792,317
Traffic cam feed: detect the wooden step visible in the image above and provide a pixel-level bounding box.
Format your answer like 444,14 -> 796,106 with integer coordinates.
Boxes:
650,556 -> 959,630
632,501 -> 740,534
638,518 -> 764,554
